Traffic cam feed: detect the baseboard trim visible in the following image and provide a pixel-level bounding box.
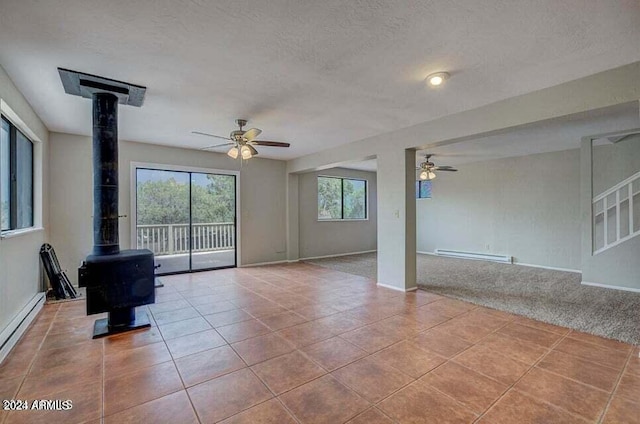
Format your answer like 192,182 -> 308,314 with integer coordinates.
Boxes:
581,281 -> 640,293
0,292 -> 45,364
240,259 -> 290,268
418,251 -> 581,274
376,282 -> 418,293
299,250 -> 377,261
242,250 -> 378,267
516,262 -> 581,274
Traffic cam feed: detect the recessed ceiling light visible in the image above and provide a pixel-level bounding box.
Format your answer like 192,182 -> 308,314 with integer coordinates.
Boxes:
426,72 -> 450,87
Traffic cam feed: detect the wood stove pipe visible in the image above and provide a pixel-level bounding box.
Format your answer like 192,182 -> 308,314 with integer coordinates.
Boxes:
92,93 -> 120,255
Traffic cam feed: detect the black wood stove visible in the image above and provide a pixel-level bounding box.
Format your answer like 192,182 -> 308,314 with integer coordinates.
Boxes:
59,68 -> 155,338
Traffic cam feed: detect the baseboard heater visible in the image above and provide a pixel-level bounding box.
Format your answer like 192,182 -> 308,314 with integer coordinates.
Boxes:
434,249 -> 512,264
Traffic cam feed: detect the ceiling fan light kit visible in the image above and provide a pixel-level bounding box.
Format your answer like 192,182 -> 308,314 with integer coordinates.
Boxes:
417,154 -> 456,180
419,170 -> 437,180
193,119 -> 290,160
227,146 -> 239,159
240,144 -> 258,159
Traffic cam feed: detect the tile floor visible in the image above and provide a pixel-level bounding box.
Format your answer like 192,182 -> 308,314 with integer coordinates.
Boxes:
0,262 -> 638,423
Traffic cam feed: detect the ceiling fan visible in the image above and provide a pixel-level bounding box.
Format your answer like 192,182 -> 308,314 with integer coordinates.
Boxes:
416,154 -> 458,180
192,119 -> 290,160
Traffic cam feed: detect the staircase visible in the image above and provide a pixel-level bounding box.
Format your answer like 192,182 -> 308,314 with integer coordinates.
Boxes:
593,171 -> 640,254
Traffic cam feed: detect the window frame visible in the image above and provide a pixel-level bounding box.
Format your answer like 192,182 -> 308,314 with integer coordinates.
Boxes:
317,175 -> 368,221
1,115 -> 34,233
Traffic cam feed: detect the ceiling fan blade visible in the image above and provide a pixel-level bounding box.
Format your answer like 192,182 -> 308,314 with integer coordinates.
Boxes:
251,140 -> 290,147
434,168 -> 458,171
243,128 -> 262,142
201,142 -> 235,150
192,131 -> 230,141
435,165 -> 454,169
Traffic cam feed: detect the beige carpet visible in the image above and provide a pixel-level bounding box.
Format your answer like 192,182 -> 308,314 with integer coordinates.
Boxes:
306,252 -> 640,345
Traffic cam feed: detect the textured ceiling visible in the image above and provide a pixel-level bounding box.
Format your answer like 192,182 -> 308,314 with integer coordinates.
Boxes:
0,0 -> 639,159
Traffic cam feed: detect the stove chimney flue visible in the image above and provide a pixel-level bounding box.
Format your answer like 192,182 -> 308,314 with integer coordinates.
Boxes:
92,92 -> 120,255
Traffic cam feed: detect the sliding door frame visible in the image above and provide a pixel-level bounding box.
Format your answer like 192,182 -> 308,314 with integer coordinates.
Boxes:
130,162 -> 241,273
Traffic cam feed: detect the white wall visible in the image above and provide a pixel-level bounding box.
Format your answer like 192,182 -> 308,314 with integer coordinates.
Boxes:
593,137 -> 640,196
582,134 -> 640,290
49,133 -> 288,284
0,65 -> 49,337
417,149 -> 582,271
298,167 -> 377,259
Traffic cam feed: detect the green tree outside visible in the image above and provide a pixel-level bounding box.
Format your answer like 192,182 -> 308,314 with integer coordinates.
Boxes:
136,174 -> 235,225
318,176 -> 366,220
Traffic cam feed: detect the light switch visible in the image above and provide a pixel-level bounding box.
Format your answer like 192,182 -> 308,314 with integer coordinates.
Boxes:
394,209 -> 400,218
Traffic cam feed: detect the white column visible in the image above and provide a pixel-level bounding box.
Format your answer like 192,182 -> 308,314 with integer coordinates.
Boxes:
286,173 -> 300,262
376,148 -> 417,291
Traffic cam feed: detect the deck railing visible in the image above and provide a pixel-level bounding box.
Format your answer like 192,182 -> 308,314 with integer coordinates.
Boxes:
593,171 -> 640,254
136,222 -> 235,256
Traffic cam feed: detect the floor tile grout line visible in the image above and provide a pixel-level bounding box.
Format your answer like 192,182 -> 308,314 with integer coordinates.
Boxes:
563,330 -> 635,353
362,405 -> 398,424
101,386 -> 188,422
0,307 -> 57,424
180,367 -> 204,424
539,341 -> 629,369
108,304 -> 200,422
471,331 -> 598,423
365,308 -> 520,418
218,329 -> 372,421
201,353 -> 305,423
8,303 -> 61,406
269,370 -> 372,424
101,336 -> 105,421
422,308 -> 521,381
531,365 -> 618,395
272,396 -> 303,424
329,348 -> 417,400
470,332 -> 569,423
596,346 -> 636,424
102,353 -> 183,420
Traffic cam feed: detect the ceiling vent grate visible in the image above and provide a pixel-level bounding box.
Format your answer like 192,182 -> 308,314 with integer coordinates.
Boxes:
58,68 -> 146,107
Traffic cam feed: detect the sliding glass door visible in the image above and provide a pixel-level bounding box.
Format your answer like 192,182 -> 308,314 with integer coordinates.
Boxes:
191,172 -> 236,271
135,167 -> 237,275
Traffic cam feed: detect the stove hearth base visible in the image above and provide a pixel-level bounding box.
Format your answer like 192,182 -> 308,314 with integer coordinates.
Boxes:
92,307 -> 151,339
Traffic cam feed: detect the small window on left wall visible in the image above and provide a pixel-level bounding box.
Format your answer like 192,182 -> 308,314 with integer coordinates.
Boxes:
1,116 -> 34,232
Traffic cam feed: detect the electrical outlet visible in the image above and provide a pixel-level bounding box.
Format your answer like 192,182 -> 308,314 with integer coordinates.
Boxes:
394,210 -> 400,218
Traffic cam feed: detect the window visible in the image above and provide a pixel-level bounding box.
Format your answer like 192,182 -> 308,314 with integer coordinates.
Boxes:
318,176 -> 367,220
416,180 -> 432,199
1,116 -> 34,232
